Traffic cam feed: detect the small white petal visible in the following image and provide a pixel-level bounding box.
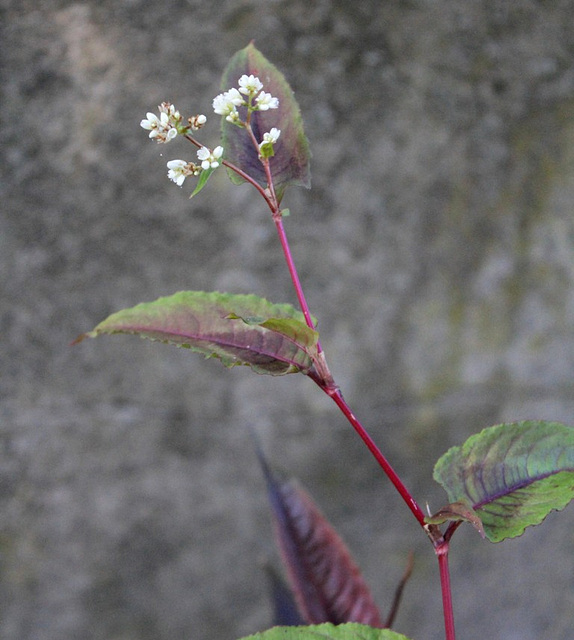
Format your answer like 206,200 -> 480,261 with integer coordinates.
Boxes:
226,88 -> 244,105
167,159 -> 187,169
261,128 -> 281,146
256,91 -> 279,111
238,74 -> 263,95
212,94 -> 227,114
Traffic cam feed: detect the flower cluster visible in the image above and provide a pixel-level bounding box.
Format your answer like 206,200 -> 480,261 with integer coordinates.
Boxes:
212,74 -> 279,124
167,160 -> 200,186
140,102 -> 185,143
166,145 -> 224,186
197,145 -> 224,170
212,88 -> 244,123
141,74 -> 281,190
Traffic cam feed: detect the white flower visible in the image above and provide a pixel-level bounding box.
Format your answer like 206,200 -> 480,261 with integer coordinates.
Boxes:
167,159 -> 196,186
225,108 -> 241,124
197,145 -> 224,170
141,103 -> 181,143
189,114 -> 207,130
258,128 -> 281,158
140,112 -> 161,135
238,74 -> 263,95
213,88 -> 244,116
255,91 -> 279,111
260,128 -> 281,146
159,102 -> 181,119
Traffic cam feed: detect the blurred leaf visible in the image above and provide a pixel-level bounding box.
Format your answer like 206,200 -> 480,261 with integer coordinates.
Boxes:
220,42 -> 311,202
74,291 -> 319,376
433,421 -> 574,542
257,448 -> 383,626
264,564 -> 306,627
239,622 -> 412,640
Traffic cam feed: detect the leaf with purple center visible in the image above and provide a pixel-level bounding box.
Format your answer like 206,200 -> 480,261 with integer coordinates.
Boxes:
219,43 -> 311,203
74,291 -> 319,377
432,421 -> 574,542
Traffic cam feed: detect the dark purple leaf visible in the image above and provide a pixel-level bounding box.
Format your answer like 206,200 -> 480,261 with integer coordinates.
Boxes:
257,449 -> 382,627
264,564 -> 307,627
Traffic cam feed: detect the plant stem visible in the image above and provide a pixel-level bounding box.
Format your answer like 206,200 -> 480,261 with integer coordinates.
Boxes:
208,112 -> 461,639
327,388 -> 427,527
219,119 -> 457,637
216,126 -> 425,526
255,154 -> 426,526
184,134 -> 274,205
273,214 -> 320,342
436,542 -> 456,640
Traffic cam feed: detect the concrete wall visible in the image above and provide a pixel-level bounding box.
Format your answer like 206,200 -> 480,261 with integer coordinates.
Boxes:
3,1 -> 574,638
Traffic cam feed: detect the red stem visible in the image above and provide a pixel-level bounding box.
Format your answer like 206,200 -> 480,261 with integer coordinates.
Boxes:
327,388 -> 426,527
215,126 -> 425,526
436,542 -> 456,640
273,215 -> 320,345
191,123 -> 425,526
189,118 -> 457,637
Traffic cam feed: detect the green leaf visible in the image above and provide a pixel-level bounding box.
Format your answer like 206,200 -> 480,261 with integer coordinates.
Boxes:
189,166 -> 216,198
433,421 -> 574,542
220,42 -> 311,202
74,291 -> 319,376
239,622 -> 412,640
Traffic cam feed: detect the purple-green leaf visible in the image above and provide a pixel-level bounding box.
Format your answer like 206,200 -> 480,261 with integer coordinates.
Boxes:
433,421 -> 574,542
74,291 -> 319,376
220,42 -> 311,202
238,623 -> 412,640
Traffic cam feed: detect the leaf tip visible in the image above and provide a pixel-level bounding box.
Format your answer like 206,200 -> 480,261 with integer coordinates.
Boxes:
70,331 -> 95,346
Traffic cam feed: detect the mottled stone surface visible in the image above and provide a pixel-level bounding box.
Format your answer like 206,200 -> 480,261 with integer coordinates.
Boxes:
2,1 -> 574,639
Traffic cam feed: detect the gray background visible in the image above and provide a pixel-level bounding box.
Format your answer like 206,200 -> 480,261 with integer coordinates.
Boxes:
2,1 -> 574,639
